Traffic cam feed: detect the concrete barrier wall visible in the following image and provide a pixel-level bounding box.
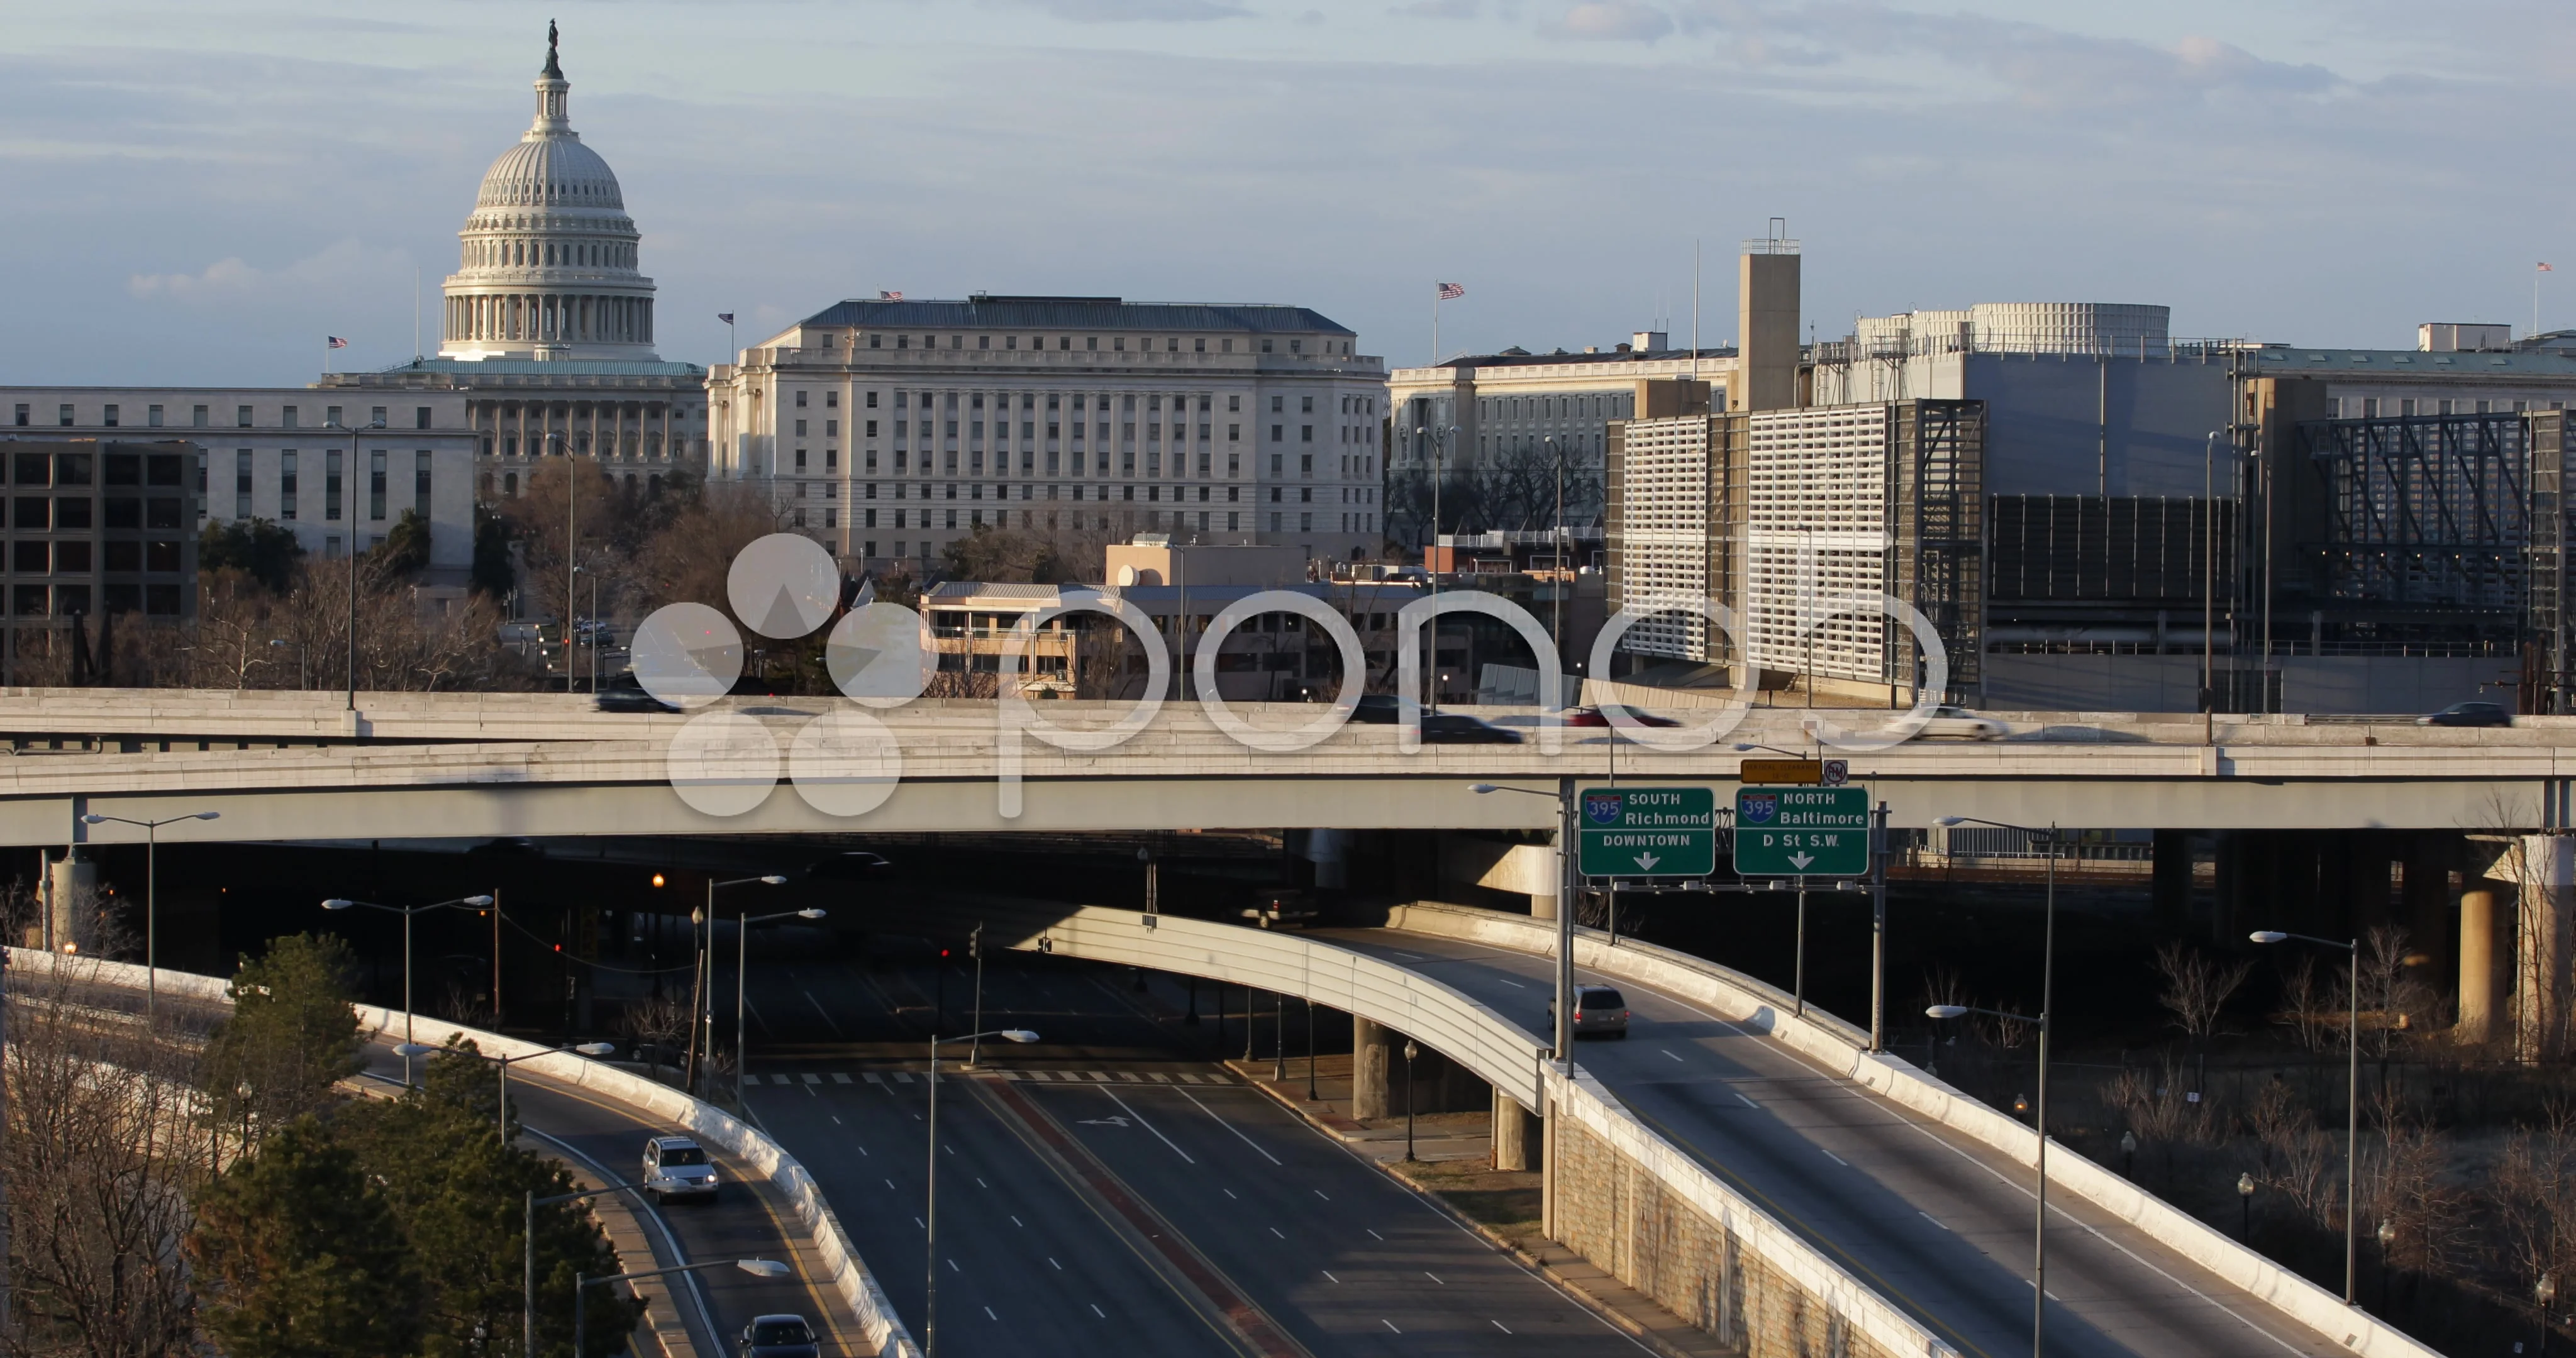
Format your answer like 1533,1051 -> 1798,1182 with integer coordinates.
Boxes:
991,907 -> 1958,1358
1380,903 -> 2442,1358
5,949 -> 921,1358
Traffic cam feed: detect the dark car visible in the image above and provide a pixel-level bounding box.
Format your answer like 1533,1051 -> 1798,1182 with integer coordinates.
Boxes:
807,851 -> 893,881
1351,693 -> 1402,724
739,1314 -> 821,1358
1420,712 -> 1524,744
1564,704 -> 1682,728
2419,701 -> 2511,728
594,684 -> 679,714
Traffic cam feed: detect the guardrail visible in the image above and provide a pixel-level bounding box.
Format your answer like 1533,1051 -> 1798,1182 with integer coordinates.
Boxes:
986,905 -> 1958,1358
1379,902 -> 2443,1358
4,948 -> 920,1358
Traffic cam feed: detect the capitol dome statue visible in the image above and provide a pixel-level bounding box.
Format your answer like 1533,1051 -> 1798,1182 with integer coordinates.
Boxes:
439,25 -> 658,362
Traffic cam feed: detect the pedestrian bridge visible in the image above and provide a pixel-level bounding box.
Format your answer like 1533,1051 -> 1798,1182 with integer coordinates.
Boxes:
0,688 -> 2569,846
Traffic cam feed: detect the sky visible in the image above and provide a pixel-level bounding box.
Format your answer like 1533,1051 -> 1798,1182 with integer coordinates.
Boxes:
5,0 -> 2575,385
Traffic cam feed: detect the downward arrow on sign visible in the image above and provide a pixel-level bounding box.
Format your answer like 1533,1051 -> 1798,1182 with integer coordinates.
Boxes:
1633,853 -> 1661,871
1787,852 -> 1815,869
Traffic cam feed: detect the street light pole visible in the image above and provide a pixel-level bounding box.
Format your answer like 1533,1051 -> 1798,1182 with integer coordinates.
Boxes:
738,905 -> 825,1108
694,875 -> 785,1095
324,893 -> 494,1085
347,412 -> 382,712
1931,814 -> 2062,1358
2252,927 -> 2362,1304
1402,1037 -> 1419,1161
1472,781 -> 1579,1071
82,810 -> 221,1020
926,1028 -> 1039,1357
576,1258 -> 788,1356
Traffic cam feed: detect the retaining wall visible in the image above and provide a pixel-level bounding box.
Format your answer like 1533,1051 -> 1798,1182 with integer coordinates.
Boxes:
4,948 -> 920,1358
1382,902 -> 2443,1358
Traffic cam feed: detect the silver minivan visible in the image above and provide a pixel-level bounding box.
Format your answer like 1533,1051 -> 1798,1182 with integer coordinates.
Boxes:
1546,984 -> 1631,1039
642,1135 -> 719,1203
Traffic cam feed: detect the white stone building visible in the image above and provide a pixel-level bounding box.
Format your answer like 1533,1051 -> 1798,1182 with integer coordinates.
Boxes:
706,297 -> 1388,570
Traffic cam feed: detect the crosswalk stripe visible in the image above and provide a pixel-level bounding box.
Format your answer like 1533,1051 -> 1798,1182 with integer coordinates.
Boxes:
1149,1073 -> 1173,1083
894,1072 -> 915,1084
831,1073 -> 853,1085
1177,1073 -> 1204,1084
802,1073 -> 823,1085
1115,1071 -> 1142,1083
864,1073 -> 886,1085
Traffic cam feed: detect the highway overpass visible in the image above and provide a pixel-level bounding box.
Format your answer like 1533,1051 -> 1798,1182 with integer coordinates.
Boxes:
0,690 -> 2570,844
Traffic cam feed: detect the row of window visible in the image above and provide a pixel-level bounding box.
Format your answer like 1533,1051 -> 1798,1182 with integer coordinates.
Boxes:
4,450 -> 186,489
2332,397 -> 2567,417
828,331 -> 1358,358
797,480 -> 1379,507
792,448 -> 1374,483
1478,393 -> 1636,421
5,539 -> 186,573
0,583 -> 185,618
10,498 -> 187,531
226,450 -> 432,524
15,403 -> 435,431
798,389 -> 1377,417
823,503 -> 1370,542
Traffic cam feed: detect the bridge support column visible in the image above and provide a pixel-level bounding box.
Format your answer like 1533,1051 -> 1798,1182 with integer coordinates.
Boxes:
45,848 -> 94,952
2151,831 -> 2192,934
1530,835 -> 1563,921
1351,1016 -> 1392,1120
2519,835 -> 2573,1065
1306,828 -> 1347,891
2461,878 -> 2501,1044
1492,1089 -> 1538,1171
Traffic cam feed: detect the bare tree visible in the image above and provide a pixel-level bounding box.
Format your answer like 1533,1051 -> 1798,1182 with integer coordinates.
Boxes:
2276,954 -> 2343,1056
8,957 -> 213,1357
2153,941 -> 2255,1044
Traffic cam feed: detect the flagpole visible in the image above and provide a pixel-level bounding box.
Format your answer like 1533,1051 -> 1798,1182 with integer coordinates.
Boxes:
1430,286 -> 1439,366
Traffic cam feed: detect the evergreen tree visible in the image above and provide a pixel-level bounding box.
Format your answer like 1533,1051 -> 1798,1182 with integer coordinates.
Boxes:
201,932 -> 365,1154
198,517 -> 306,593
338,1039 -> 644,1357
188,1116 -> 428,1358
472,503 -> 516,600
375,508 -> 436,578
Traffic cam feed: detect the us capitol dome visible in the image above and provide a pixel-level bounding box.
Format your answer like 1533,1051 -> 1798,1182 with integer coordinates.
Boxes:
440,26 -> 658,362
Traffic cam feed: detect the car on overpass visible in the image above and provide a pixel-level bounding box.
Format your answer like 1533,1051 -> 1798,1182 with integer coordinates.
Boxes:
641,1135 -> 719,1203
737,1314 -> 820,1358
2420,700 -> 2511,727
1546,983 -> 1630,1038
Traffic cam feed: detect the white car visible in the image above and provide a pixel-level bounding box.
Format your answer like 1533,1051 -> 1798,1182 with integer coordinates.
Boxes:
642,1135 -> 719,1203
1914,705 -> 2007,740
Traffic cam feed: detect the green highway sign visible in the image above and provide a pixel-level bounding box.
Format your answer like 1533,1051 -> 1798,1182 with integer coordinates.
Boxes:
1577,787 -> 1716,878
1734,786 -> 1872,878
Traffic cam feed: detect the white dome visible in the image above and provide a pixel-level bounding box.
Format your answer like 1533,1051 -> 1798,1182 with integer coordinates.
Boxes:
438,31 -> 658,362
476,135 -> 625,211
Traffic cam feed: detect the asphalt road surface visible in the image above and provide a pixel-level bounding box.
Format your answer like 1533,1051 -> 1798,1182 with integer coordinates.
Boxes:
1319,928 -> 2344,1358
738,947 -> 1646,1358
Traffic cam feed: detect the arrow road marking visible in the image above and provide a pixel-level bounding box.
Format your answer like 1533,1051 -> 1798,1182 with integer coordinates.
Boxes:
1077,1116 -> 1131,1127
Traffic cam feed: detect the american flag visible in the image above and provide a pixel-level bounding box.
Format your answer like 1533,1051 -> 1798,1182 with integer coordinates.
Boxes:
1436,282 -> 1465,301
326,336 -> 348,349
2545,264 -> 2557,273
879,290 -> 904,302
716,312 -> 735,324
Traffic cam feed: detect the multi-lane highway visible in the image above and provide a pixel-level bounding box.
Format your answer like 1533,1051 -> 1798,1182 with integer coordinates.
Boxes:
735,945 -> 1649,1357
1320,927 -> 2341,1358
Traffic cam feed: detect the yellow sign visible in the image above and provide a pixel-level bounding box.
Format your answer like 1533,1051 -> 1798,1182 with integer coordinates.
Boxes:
1738,759 -> 1821,785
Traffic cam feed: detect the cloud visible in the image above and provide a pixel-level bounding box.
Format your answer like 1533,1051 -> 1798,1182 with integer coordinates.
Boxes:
999,0 -> 1250,20
1556,1 -> 1672,41
128,239 -> 408,303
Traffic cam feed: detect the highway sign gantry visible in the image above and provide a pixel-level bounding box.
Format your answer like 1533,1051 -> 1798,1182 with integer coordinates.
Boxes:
1734,786 -> 1871,877
1577,787 -> 1716,877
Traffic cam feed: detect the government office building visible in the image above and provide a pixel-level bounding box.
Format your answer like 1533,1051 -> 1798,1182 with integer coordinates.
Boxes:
705,296 -> 1389,571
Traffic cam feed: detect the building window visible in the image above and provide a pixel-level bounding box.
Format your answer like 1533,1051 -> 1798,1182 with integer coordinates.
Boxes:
58,404 -> 74,427
235,451 -> 253,518
281,452 -> 299,520
416,406 -> 433,429
415,451 -> 433,517
147,404 -> 164,428
325,451 -> 343,521
238,405 -> 253,428
369,450 -> 387,521
11,404 -> 24,426
1301,426 -> 1313,443
796,390 -> 808,408
1270,425 -> 1283,442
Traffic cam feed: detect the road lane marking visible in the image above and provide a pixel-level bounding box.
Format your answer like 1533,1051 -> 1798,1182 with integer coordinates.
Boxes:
1367,1228 -> 1384,1240
831,1073 -> 853,1085
1179,1089 -> 1283,1166
984,1306 -> 997,1320
803,990 -> 845,1037
833,1117 -> 844,1126
1494,978 -> 1525,988
886,1179 -> 897,1191
1821,1150 -> 1846,1166
1735,1093 -> 1759,1108
1048,1257 -> 1062,1270
1322,1271 -> 1340,1284
1382,1320 -> 1402,1334
1661,1049 -> 1685,1063
947,1258 -> 960,1272
976,1177 -> 989,1188
1011,1216 -> 1024,1228
1492,1320 -> 1514,1334
1920,1212 -> 1949,1231
1270,1227 -> 1287,1239
1222,1188 -> 1238,1200
1100,1089 -> 1196,1163
865,1073 -> 886,1085
1091,1304 -> 1106,1318
1425,1272 -> 1444,1284
1313,1190 -> 1330,1201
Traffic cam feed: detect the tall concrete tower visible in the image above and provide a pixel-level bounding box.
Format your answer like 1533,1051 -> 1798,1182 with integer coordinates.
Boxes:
1733,223 -> 1800,413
